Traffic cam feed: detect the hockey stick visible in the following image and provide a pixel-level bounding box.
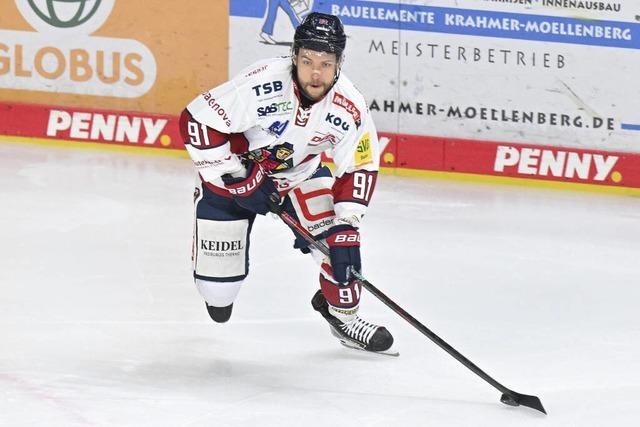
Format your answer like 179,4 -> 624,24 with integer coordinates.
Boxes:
270,196 -> 546,414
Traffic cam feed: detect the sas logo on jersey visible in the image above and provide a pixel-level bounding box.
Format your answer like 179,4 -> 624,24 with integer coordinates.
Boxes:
295,106 -> 311,127
355,132 -> 373,166
333,93 -> 361,129
257,101 -> 293,117
252,80 -> 283,96
325,113 -> 350,132
267,120 -> 289,137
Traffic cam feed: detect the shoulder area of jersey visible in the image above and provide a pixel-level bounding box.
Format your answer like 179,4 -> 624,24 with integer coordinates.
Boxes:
235,56 -> 291,81
330,73 -> 369,122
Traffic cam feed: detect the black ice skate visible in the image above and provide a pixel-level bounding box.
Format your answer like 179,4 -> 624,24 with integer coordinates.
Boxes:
311,290 -> 397,356
205,302 -> 233,323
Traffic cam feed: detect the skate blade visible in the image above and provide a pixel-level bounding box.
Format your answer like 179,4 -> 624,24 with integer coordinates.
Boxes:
338,340 -> 400,357
330,327 -> 400,357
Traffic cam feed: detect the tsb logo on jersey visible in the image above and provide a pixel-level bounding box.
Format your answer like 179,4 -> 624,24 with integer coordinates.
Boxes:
252,80 -> 283,96
325,113 -> 350,131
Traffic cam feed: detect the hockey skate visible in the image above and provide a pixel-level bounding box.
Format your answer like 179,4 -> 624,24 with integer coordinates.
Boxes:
311,290 -> 398,356
205,302 -> 233,323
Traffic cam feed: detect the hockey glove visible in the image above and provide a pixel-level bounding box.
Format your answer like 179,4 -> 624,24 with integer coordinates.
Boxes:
221,161 -> 280,215
324,224 -> 361,284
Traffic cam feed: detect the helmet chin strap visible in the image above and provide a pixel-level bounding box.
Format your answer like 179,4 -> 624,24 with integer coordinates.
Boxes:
333,55 -> 344,85
331,53 -> 344,85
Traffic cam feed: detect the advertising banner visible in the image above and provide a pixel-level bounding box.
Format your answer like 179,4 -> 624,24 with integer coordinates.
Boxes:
229,0 -> 640,189
0,101 -> 182,149
1,0 -> 638,191
0,0 -> 228,114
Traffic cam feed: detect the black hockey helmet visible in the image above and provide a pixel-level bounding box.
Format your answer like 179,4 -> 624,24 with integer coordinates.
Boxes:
293,12 -> 347,58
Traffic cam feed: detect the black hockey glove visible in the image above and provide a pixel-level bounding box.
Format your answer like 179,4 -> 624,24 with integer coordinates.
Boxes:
324,224 -> 361,284
221,161 -> 280,215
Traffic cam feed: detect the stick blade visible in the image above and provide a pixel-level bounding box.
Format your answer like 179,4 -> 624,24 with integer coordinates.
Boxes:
501,392 -> 547,414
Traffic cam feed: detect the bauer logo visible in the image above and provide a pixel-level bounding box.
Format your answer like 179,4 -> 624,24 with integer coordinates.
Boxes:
0,0 -> 157,97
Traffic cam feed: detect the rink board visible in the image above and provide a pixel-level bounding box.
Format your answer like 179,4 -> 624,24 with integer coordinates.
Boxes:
229,0 -> 640,155
1,0 -> 640,191
0,1 -> 228,114
2,100 -> 639,190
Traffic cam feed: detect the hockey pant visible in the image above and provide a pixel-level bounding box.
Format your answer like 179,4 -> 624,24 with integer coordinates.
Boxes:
192,166 -> 361,309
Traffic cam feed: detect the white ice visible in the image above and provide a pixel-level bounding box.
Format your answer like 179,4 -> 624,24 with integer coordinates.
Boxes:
1,141 -> 639,426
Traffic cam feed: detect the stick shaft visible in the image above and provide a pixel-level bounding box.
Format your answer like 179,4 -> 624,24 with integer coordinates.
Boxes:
278,210 -> 512,395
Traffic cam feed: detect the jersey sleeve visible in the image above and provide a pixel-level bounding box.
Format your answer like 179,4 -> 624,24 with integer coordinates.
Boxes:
330,103 -> 380,227
187,77 -> 255,134
182,63 -> 263,182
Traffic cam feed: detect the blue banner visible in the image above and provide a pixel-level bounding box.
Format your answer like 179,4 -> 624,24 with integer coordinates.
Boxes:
230,0 -> 265,17
230,0 -> 640,50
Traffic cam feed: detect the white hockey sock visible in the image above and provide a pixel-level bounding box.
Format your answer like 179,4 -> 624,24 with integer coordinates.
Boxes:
196,279 -> 243,307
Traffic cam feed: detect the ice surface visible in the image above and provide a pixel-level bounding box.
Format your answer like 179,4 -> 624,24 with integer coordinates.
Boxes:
1,141 -> 639,426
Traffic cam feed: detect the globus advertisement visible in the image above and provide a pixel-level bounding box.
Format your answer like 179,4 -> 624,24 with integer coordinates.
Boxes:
0,0 -> 227,149
228,0 -> 640,189
1,0 -> 639,190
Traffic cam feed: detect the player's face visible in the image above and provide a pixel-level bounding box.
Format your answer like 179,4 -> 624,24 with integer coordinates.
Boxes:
294,49 -> 338,100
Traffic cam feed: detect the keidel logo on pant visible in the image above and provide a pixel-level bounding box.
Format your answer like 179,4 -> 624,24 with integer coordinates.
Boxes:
1,0 -> 157,97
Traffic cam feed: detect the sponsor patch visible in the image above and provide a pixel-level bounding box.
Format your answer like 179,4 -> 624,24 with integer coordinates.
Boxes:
295,106 -> 311,127
245,64 -> 268,77
202,92 -> 232,127
333,93 -> 361,128
195,219 -> 248,278
310,132 -> 337,146
267,120 -> 289,137
325,112 -> 350,132
245,142 -> 295,172
355,132 -> 373,166
257,101 -> 293,117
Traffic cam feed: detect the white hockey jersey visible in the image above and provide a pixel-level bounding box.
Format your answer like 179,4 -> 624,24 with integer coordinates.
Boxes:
184,56 -> 379,219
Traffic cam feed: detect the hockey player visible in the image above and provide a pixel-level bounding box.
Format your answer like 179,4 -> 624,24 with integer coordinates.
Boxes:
179,12 -> 393,353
